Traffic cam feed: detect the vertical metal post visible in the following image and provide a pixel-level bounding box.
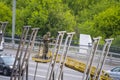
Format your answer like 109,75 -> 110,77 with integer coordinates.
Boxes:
20,28 -> 39,80
46,31 -> 66,80
0,22 -> 8,36
0,22 -> 8,43
86,37 -> 101,80
33,62 -> 38,80
10,27 -> 39,80
10,26 -> 31,80
26,63 -> 28,80
55,32 -> 75,80
82,37 -> 101,80
12,0 -> 16,48
96,38 -> 113,80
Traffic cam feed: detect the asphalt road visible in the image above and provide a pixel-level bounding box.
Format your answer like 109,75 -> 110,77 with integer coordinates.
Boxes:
0,48 -> 119,80
0,49 -> 83,80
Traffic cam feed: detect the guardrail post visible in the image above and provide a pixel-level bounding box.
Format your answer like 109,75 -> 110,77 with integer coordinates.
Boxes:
110,52 -> 113,65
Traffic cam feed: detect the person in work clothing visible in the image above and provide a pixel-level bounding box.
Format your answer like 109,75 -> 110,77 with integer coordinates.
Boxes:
42,32 -> 51,59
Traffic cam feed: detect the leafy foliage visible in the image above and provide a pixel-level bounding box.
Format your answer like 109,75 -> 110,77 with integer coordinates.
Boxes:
0,0 -> 120,46
112,35 -> 120,47
93,5 -> 120,38
0,2 -> 12,33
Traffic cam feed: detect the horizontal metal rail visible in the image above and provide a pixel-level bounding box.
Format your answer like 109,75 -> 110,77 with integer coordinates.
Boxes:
3,37 -> 120,63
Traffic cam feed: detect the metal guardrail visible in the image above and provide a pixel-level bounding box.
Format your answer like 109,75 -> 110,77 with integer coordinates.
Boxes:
98,45 -> 120,53
4,37 -> 120,63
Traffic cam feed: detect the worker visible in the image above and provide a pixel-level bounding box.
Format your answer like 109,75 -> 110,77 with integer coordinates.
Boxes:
42,32 -> 51,59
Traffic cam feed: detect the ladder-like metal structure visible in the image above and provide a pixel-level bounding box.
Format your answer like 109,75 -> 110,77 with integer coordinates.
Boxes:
94,38 -> 113,80
10,26 -> 39,80
82,37 -> 113,80
10,26 -> 30,80
33,38 -> 43,80
46,31 -> 66,80
55,32 -> 75,80
82,37 -> 101,80
0,21 -> 8,44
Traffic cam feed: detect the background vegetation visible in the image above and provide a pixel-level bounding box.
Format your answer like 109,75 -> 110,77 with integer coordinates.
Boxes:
0,0 -> 120,46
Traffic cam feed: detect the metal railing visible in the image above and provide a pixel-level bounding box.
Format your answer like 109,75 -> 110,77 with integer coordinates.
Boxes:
4,37 -> 120,63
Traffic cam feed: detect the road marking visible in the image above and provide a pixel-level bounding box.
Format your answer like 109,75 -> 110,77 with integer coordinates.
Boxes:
28,72 -> 82,79
29,67 -> 47,72
28,73 -> 46,78
28,67 -> 82,79
64,73 -> 82,78
29,62 -> 74,71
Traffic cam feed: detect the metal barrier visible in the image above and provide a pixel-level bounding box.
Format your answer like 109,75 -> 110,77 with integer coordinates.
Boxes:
4,37 -> 120,63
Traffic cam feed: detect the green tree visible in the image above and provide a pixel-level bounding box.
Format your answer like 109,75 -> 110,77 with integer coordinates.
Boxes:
93,5 -> 120,38
0,2 -> 12,34
1,0 -> 120,45
15,0 -> 77,37
112,35 -> 120,47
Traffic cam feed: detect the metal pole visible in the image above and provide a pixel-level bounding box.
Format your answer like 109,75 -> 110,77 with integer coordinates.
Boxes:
46,31 -> 66,80
12,0 -> 16,48
96,38 -> 113,80
86,37 -> 101,80
26,63 -> 28,80
55,32 -> 75,80
10,26 -> 31,80
33,62 -> 38,80
82,37 -> 101,80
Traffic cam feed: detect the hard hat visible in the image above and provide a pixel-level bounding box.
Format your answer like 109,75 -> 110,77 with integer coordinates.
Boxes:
47,32 -> 51,36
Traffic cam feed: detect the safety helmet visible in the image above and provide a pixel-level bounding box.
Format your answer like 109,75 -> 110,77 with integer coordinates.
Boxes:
47,32 -> 51,36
